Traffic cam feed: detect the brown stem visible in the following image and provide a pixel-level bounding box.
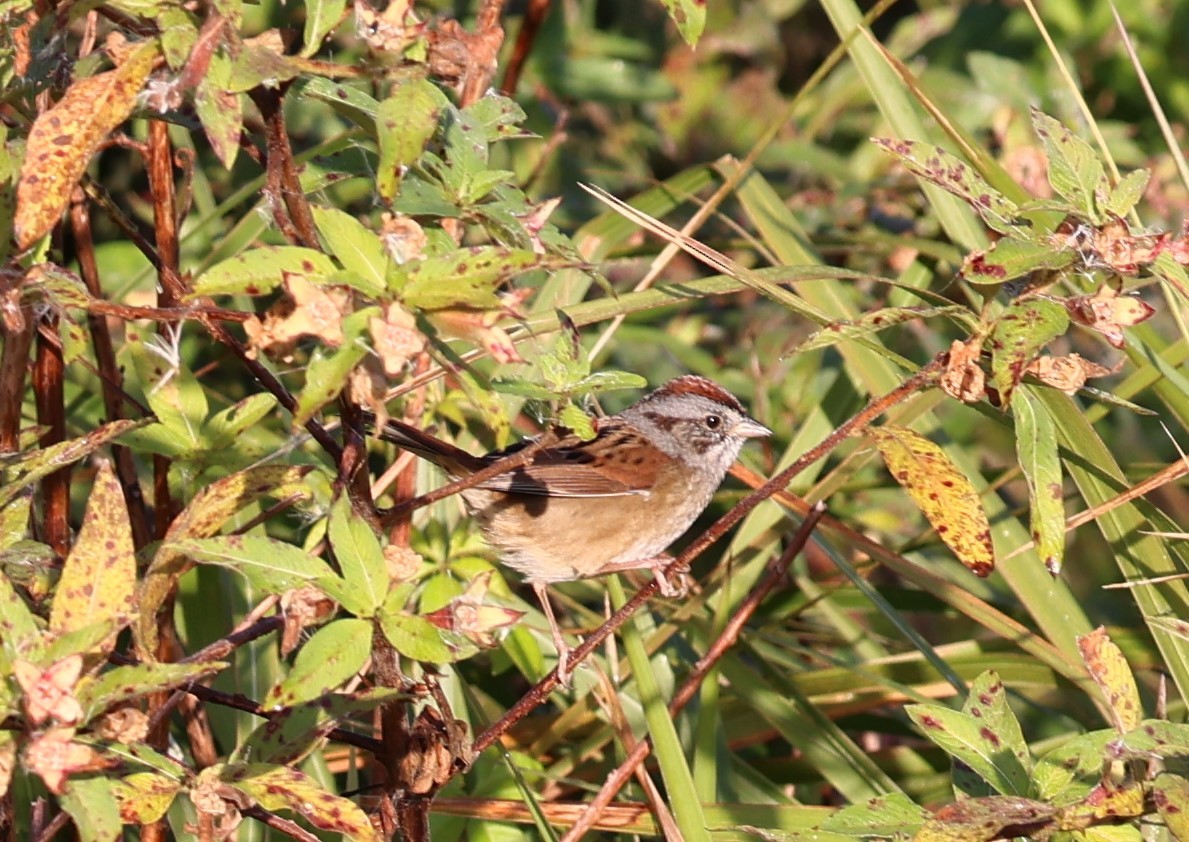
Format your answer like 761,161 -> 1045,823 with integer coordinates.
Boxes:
500,0 -> 551,96
0,309 -> 33,454
241,805 -> 321,842
69,189 -> 152,550
472,355 -> 945,755
250,86 -> 319,249
33,314 -> 69,559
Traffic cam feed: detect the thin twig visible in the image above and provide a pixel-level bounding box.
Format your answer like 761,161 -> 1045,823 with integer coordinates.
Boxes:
560,503 -> 827,840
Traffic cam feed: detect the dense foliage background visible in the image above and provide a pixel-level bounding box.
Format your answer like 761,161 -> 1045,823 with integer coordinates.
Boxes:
2,0 -> 1189,839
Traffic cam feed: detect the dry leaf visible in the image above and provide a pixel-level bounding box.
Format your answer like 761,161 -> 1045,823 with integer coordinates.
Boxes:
384,545 -> 424,581
356,0 -> 424,53
422,571 -> 523,648
279,585 -> 337,657
1025,353 -> 1117,394
93,705 -> 150,742
1066,284 -> 1155,349
13,656 -> 84,726
939,338 -> 986,403
871,426 -> 994,577
24,728 -> 101,794
244,274 -> 351,362
380,213 -> 428,265
369,302 -> 425,377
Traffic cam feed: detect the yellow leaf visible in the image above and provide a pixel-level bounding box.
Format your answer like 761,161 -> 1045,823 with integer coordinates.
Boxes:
871,426 -> 994,576
50,463 -> 135,650
1077,626 -> 1143,732
15,42 -> 158,249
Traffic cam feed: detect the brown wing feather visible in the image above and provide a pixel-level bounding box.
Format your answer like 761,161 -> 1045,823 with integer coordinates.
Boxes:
476,422 -> 659,498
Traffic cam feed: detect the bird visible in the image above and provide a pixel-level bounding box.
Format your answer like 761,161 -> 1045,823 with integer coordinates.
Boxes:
375,375 -> 772,683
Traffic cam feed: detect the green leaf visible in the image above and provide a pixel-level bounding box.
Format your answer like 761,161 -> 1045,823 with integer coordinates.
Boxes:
291,308 -> 375,428
294,77 -> 379,133
191,247 -> 336,297
203,393 -> 279,450
819,792 -> 929,837
227,44 -> 304,92
1032,109 -> 1108,221
1104,168 -> 1150,218
77,661 -> 226,721
906,702 -> 1030,796
327,496 -> 388,616
156,7 -> 197,69
128,335 -> 207,451
238,688 -> 404,765
1013,389 -> 1065,575
961,237 -> 1076,285
195,51 -> 242,170
798,305 -> 969,353
572,370 -> 649,394
396,246 -> 569,308
988,298 -> 1070,407
378,609 -> 454,663
0,566 -> 39,663
1033,730 -> 1113,802
558,404 -> 596,440
164,536 -> 335,595
59,777 -> 122,842
658,0 -> 706,45
264,618 -> 372,708
310,205 -> 388,296
301,0 -> 345,56
376,78 -> 444,202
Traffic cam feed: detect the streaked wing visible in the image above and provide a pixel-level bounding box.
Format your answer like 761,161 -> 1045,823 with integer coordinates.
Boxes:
475,423 -> 659,498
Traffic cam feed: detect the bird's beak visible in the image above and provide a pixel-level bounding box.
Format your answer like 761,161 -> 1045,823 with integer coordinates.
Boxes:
735,417 -> 773,439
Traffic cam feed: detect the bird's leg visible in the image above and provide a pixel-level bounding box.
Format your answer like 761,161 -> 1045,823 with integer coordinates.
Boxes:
532,581 -> 577,687
593,554 -> 691,598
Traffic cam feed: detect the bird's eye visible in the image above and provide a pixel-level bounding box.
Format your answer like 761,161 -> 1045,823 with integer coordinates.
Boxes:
705,414 -> 722,430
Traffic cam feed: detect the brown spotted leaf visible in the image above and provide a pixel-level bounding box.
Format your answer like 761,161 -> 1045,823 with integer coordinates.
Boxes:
1066,284 -> 1155,349
75,661 -> 226,723
961,237 -> 1076,285
800,305 -> 969,354
15,42 -> 158,250
137,465 -> 314,657
988,297 -> 1070,407
1054,780 -> 1144,831
1025,353 -> 1117,395
819,793 -> 928,838
190,246 -> 337,298
958,671 -> 1032,795
1154,773 -> 1189,841
939,338 -> 986,403
873,138 -> 1024,236
906,696 -> 1029,796
224,763 -> 380,841
1078,627 -> 1142,733
49,462 -> 134,652
0,419 -> 144,509
13,656 -> 84,726
262,618 -> 371,709
114,772 -> 183,824
870,426 -> 994,576
1012,388 -> 1065,575
914,796 -> 1055,842
1115,720 -> 1189,760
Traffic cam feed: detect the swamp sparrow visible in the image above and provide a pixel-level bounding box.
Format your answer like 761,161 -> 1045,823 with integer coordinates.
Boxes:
377,375 -> 771,682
